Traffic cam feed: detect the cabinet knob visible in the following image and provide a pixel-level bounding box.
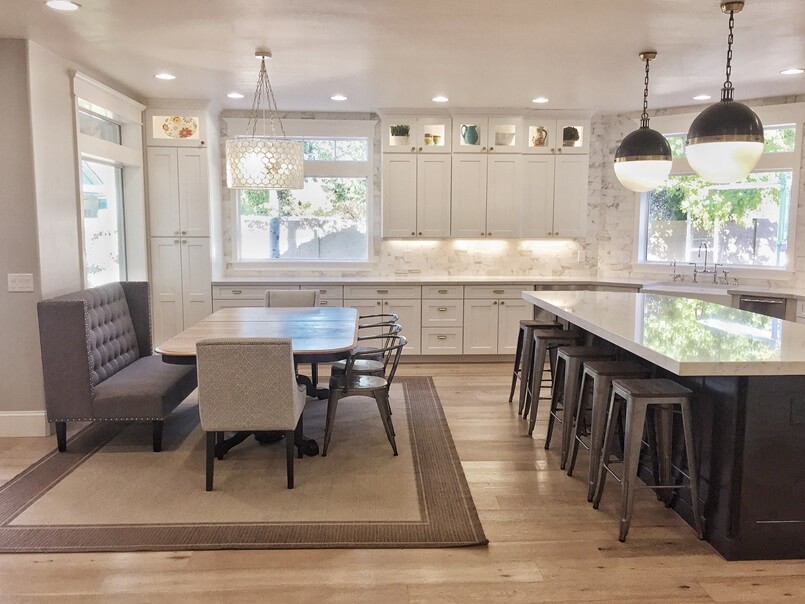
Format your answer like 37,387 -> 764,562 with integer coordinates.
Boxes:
384,301 -> 389,306
481,147 -> 486,152
487,232 -> 492,236
181,239 -> 187,244
557,148 -> 563,153
411,232 -> 415,236
418,232 -> 423,236
481,232 -> 485,236
550,148 -> 555,153
419,147 -> 423,152
376,301 -> 381,306
501,301 -> 506,305
489,147 -> 494,152
181,230 -> 187,234
411,147 -> 416,152
493,301 -> 498,305
174,230 -> 179,235
173,239 -> 179,244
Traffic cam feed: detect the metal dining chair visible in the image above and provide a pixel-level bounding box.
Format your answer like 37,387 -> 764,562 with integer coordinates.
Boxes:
322,334 -> 407,457
331,323 -> 403,377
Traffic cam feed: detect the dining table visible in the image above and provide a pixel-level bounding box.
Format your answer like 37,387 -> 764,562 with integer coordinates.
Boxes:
156,306 -> 359,457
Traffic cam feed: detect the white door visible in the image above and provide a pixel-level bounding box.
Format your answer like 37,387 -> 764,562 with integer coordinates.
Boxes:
177,148 -> 210,237
150,237 -> 183,346
385,298 -> 421,355
382,154 -> 418,238
486,154 -> 522,237
451,155 -> 488,237
463,299 -> 499,354
147,148 -> 180,237
553,155 -> 589,237
180,238 -> 212,329
497,299 -> 532,354
416,154 -> 451,237
522,155 -> 556,237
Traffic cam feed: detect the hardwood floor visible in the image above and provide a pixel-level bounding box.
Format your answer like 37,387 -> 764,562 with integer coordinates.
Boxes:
1,362 -> 803,602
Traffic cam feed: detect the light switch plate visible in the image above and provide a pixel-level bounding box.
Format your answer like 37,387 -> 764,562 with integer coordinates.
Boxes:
7,273 -> 34,292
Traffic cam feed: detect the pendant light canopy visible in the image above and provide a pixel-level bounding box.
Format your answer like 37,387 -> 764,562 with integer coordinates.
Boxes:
614,51 -> 672,192
226,50 -> 304,190
685,1 -> 764,184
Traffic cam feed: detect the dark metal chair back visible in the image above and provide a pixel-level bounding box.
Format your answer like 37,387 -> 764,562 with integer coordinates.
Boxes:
343,335 -> 407,387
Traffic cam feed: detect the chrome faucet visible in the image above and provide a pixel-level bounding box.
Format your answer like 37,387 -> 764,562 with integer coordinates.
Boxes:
698,242 -> 709,274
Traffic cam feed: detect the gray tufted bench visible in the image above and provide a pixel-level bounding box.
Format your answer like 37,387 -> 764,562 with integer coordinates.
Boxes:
37,282 -> 197,452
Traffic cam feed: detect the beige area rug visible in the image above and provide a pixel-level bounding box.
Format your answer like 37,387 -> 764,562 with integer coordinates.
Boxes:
0,377 -> 487,552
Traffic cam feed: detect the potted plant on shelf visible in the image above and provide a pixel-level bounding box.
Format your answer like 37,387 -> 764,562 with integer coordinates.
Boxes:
390,124 -> 410,146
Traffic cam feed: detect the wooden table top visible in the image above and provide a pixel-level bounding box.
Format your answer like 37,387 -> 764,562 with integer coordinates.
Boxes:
156,307 -> 359,358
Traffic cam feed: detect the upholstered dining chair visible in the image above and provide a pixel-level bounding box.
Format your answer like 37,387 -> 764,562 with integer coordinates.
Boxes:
196,338 -> 307,490
264,289 -> 321,308
322,334 -> 407,457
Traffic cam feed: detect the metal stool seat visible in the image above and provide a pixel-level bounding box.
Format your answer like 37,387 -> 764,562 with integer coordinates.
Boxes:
509,319 -> 562,407
591,378 -> 704,542
330,357 -> 384,376
565,360 -> 651,501
543,346 -> 616,468
524,329 -> 582,431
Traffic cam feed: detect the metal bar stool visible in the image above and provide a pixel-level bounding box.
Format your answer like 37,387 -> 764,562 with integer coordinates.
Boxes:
591,378 -> 704,542
524,328 -> 581,434
509,319 -> 562,408
543,346 -> 616,467
565,360 -> 652,501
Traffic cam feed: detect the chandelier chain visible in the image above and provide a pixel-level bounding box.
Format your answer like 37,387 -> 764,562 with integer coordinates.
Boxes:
640,56 -> 651,128
722,9 -> 735,101
246,57 -> 287,139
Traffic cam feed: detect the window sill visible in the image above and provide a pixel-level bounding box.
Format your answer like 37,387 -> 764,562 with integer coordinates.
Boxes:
632,261 -> 795,281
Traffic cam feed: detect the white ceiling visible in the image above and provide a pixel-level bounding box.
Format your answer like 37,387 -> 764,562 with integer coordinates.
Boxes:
2,0 -> 804,114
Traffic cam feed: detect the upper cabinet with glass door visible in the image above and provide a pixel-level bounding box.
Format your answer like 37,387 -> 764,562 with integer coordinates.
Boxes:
382,115 -> 452,153
453,116 -> 523,153
525,118 -> 590,154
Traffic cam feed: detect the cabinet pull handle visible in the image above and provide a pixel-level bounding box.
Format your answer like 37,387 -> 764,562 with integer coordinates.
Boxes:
377,289 -> 389,294
320,289 -> 327,294
437,307 -> 448,312
232,289 -> 242,294
320,300 -> 328,305
493,289 -> 504,294
437,335 -> 448,340
438,289 -> 448,294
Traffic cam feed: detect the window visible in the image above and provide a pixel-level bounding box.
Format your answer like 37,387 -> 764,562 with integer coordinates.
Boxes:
78,109 -> 122,144
81,160 -> 126,286
236,132 -> 372,263
640,114 -> 801,270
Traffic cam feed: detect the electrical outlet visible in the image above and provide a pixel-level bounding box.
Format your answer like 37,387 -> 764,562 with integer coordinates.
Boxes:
7,273 -> 34,292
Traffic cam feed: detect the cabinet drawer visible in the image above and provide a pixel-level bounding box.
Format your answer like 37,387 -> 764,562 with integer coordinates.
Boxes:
422,285 -> 463,298
422,300 -> 463,327
212,299 -> 262,311
213,285 -> 300,300
421,328 -> 463,355
302,285 -> 343,301
343,285 -> 421,299
464,285 -> 532,299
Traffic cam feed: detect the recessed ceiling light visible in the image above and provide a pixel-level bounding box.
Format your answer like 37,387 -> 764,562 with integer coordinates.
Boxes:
693,94 -> 712,101
154,73 -> 176,80
227,92 -> 245,99
531,96 -> 549,104
330,94 -> 348,101
432,96 -> 449,103
45,0 -> 81,11
780,68 -> 804,75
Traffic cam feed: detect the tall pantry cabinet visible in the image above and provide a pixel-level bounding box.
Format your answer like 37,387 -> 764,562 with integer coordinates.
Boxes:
145,104 -> 214,346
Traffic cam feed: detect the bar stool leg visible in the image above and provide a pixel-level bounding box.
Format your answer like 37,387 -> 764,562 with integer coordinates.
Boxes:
566,370 -> 589,476
542,356 -> 566,444
655,405 -> 674,507
509,327 -> 525,403
586,376 -> 611,501
680,399 -> 705,539
619,397 -> 648,542
524,338 -> 548,423
592,389 -> 621,509
517,333 -> 535,410
560,360 -> 582,470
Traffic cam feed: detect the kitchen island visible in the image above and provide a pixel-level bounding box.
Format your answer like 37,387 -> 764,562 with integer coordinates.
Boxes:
523,290 -> 805,560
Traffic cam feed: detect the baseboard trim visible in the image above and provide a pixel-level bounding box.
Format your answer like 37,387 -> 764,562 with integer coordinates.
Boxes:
0,411 -> 50,437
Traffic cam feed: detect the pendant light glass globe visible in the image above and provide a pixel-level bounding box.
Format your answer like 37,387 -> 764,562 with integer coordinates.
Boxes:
685,1 -> 763,184
614,51 -> 672,192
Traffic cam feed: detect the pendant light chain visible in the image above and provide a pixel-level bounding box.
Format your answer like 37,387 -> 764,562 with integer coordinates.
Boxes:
246,57 -> 287,139
722,9 -> 736,101
640,56 -> 651,128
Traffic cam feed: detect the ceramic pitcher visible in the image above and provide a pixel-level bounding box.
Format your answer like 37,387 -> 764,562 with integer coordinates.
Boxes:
461,124 -> 479,145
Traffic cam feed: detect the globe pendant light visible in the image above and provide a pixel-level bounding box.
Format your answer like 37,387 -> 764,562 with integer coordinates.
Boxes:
225,50 -> 304,189
685,1 -> 764,184
614,51 -> 672,192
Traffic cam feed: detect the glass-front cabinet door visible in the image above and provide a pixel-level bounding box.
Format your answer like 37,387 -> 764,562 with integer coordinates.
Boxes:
453,117 -> 488,152
488,117 -> 523,153
555,119 -> 591,154
383,115 -> 418,153
416,116 -> 452,153
525,119 -> 557,154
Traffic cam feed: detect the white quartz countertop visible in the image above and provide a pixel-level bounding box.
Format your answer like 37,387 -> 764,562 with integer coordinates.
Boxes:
213,275 -> 646,286
523,290 -> 805,376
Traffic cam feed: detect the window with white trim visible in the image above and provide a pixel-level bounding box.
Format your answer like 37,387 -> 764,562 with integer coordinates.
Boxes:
639,107 -> 802,270
236,133 -> 372,262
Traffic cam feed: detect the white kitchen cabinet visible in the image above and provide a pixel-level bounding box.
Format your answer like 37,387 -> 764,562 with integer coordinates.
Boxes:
524,119 -> 558,154
382,115 -> 452,153
382,154 -> 451,238
522,154 -> 588,238
451,154 -> 521,237
147,147 -> 210,237
421,328 -> 463,355
497,299 -> 532,353
463,296 -> 531,354
555,119 -> 591,154
344,296 -> 421,354
150,237 -> 211,346
453,116 -> 523,153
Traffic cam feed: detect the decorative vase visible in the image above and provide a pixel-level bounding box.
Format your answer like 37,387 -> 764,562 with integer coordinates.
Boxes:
461,124 -> 479,145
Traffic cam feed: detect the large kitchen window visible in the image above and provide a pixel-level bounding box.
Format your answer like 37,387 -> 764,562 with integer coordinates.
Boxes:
639,108 -> 802,270
236,132 -> 372,262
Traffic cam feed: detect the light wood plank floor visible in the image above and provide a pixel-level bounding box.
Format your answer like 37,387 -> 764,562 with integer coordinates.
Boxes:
1,362 -> 803,602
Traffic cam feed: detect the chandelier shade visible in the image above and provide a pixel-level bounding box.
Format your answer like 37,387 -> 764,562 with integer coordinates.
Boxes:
225,50 -> 304,190
685,1 -> 764,184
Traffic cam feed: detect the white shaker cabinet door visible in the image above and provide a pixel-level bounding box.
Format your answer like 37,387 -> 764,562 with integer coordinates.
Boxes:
486,154 -> 522,237
150,237 -> 184,346
451,155 -> 488,237
553,155 -> 589,238
521,155 -> 555,237
180,237 -> 212,329
462,299 -> 499,354
345,299 -> 384,338
147,148 -> 180,237
382,154 -> 418,238
416,154 -> 451,237
497,299 -> 532,354
177,148 -> 210,237
385,298 -> 421,355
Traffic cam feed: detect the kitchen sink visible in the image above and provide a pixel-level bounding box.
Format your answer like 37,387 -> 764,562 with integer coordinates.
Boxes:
641,281 -> 733,305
